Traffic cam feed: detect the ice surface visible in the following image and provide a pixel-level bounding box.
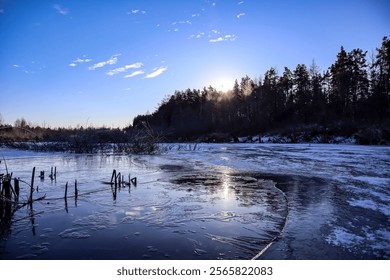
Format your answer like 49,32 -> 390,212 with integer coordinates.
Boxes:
1,143 -> 389,259
163,143 -> 390,259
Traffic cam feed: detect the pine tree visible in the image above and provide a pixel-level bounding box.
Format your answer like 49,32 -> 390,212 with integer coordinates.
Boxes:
293,64 -> 311,122
370,36 -> 390,119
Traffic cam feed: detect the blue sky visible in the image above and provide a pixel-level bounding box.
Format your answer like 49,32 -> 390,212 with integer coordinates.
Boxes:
1,0 -> 389,128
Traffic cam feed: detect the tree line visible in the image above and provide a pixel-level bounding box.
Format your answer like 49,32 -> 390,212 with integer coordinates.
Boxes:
133,36 -> 390,142
1,36 -> 389,147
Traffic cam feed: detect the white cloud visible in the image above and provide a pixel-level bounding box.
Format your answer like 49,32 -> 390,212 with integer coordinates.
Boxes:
192,13 -> 200,17
125,70 -> 145,78
238,1 -> 244,5
69,57 -> 92,67
0,9 -> 4,14
128,9 -> 146,14
106,62 -> 143,76
209,34 -> 237,43
89,55 -> 119,70
209,37 -> 224,43
237,12 -> 246,18
145,66 -> 168,78
189,31 -> 216,40
13,64 -> 20,68
172,20 -> 191,26
225,35 -> 236,40
74,58 -> 92,63
53,4 -> 69,16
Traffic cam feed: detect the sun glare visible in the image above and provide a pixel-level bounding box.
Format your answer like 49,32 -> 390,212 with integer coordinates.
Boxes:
213,78 -> 235,92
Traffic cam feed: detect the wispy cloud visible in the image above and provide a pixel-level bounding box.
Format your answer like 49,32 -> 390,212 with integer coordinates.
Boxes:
209,34 -> 237,43
225,34 -> 237,41
12,64 -> 33,74
125,70 -> 145,78
172,20 -> 192,25
209,37 -> 224,43
189,32 -> 206,39
69,57 -> 92,67
192,13 -> 200,17
128,9 -> 146,14
237,12 -> 246,19
145,66 -> 168,78
53,4 -> 69,16
238,1 -> 244,5
0,9 -> 4,14
106,62 -> 143,76
189,29 -> 220,40
89,55 -> 119,70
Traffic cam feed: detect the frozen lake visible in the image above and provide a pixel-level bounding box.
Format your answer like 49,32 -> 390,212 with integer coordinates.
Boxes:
0,143 -> 389,259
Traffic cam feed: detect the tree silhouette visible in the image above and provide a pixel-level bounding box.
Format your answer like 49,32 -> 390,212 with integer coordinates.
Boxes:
130,36 -> 390,142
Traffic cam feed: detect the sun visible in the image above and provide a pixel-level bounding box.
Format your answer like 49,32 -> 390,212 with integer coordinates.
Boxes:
213,78 -> 235,92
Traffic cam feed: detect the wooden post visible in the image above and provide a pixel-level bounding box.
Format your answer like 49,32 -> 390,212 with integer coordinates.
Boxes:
112,182 -> 117,201
54,167 -> 57,179
4,177 -> 11,200
117,172 -> 121,186
29,167 -> 35,205
74,179 -> 78,199
3,178 -> 12,223
50,167 -> 53,180
64,197 -> 68,213
111,169 -> 116,184
131,177 -> 137,186
14,178 -> 20,200
64,181 -> 68,199
40,171 -> 45,180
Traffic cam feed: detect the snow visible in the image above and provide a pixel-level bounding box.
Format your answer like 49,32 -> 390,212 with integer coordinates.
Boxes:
325,226 -> 365,246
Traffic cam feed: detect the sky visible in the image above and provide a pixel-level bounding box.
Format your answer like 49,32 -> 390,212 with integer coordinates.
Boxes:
0,0 -> 389,128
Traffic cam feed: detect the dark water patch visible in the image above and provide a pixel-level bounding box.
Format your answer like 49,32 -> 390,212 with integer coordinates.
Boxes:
1,151 -> 290,259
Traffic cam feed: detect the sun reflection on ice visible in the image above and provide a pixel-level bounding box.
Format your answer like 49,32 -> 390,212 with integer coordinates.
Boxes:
219,166 -> 234,201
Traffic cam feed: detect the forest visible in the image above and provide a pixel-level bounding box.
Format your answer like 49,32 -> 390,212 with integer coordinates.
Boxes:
133,36 -> 390,144
1,36 -> 390,150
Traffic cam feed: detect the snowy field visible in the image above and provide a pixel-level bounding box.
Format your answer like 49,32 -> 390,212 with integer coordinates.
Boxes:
0,143 -> 389,259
